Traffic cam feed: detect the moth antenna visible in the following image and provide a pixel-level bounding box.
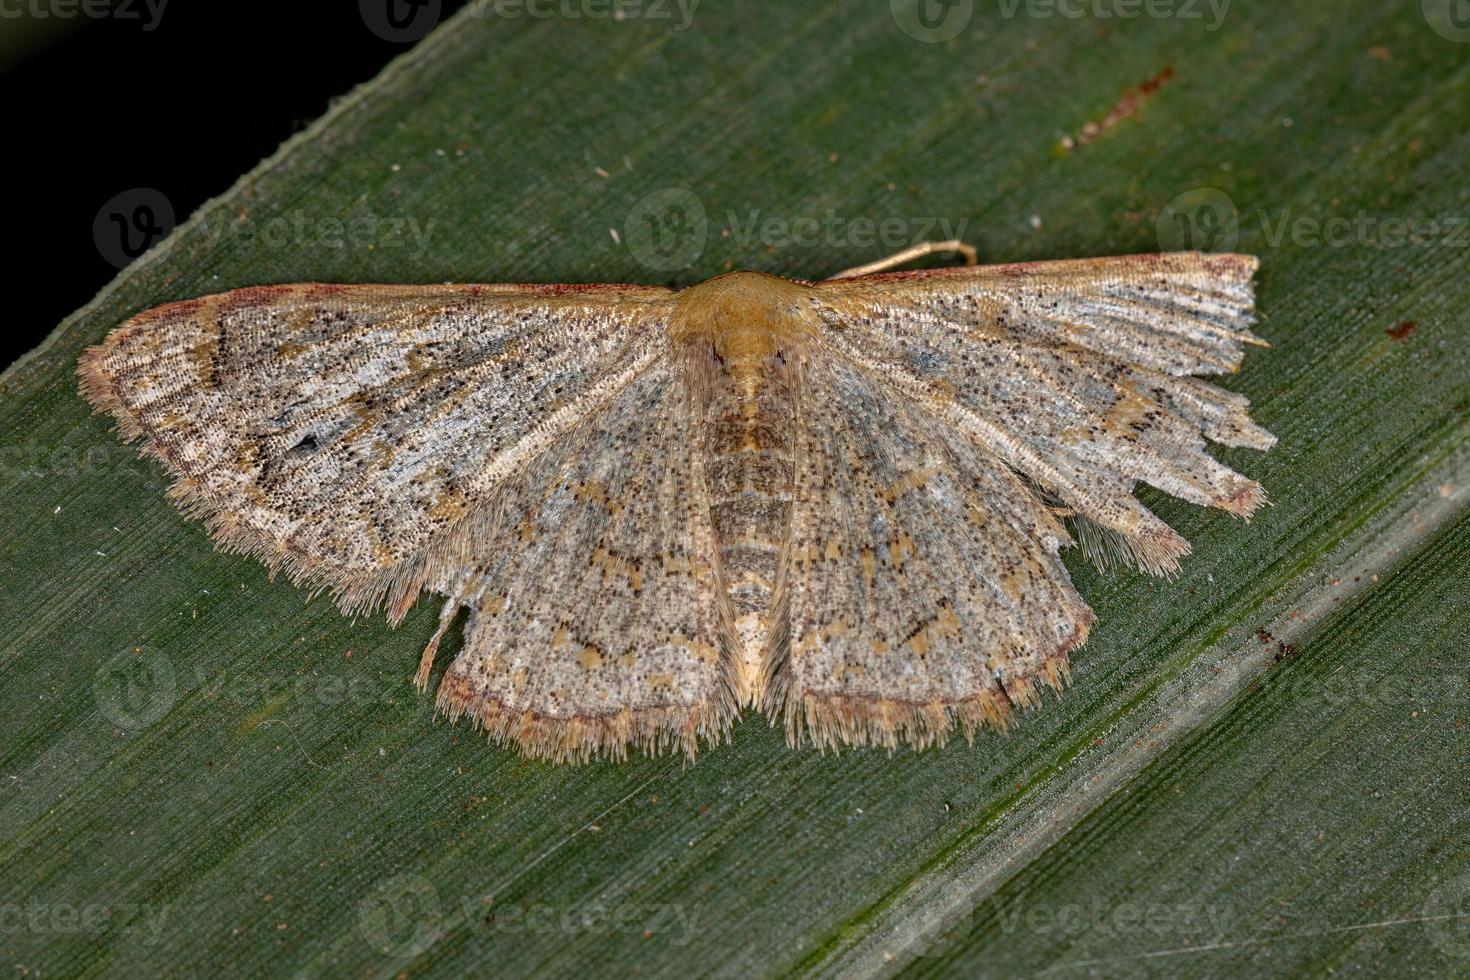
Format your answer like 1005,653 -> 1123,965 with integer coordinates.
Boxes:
825,239 -> 978,280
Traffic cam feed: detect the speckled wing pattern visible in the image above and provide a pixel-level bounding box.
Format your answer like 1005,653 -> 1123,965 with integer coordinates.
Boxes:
430,355 -> 737,762
784,251 -> 1273,747
773,352 -> 1092,752
811,253 -> 1273,577
78,283 -> 673,617
79,251 -> 1273,762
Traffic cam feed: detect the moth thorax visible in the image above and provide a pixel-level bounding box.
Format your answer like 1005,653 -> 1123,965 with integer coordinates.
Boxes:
670,271 -> 816,381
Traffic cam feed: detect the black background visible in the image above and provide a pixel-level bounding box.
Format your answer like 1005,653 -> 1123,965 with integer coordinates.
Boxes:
3,2 -> 470,371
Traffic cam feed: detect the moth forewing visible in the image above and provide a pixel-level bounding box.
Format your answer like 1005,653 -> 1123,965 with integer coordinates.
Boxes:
79,249 -> 1273,762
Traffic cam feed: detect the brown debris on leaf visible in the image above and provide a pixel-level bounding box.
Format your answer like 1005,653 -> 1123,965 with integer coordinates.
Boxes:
1059,66 -> 1176,152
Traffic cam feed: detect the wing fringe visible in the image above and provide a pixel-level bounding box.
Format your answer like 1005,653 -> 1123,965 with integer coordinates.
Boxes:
783,619 -> 1091,753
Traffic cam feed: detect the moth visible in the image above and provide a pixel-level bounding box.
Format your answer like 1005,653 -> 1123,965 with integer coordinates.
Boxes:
78,242 -> 1274,763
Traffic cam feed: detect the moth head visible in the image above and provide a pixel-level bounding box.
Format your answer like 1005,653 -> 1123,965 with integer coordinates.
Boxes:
669,270 -> 819,360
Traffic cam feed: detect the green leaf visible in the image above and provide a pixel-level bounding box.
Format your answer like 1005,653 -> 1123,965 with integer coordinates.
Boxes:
907,471 -> 1470,976
3,3 -> 1467,976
